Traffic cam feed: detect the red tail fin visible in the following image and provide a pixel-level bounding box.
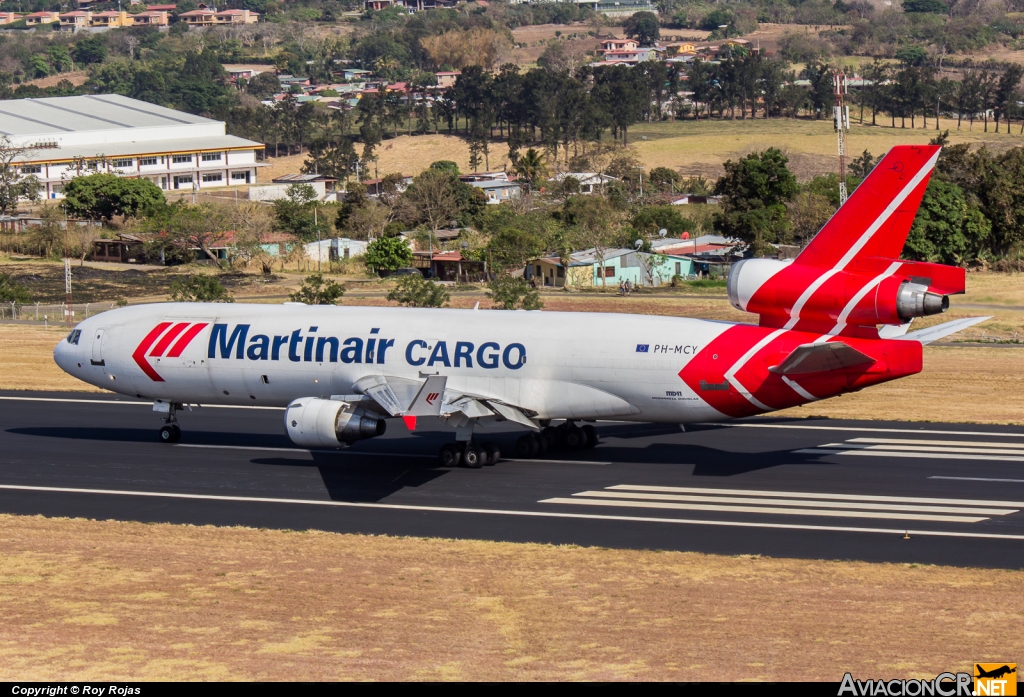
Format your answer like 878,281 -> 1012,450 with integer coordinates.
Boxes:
727,144 -> 964,337
797,145 -> 941,268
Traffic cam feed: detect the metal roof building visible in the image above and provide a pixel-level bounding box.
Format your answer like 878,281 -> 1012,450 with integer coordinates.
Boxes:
2,94 -> 265,199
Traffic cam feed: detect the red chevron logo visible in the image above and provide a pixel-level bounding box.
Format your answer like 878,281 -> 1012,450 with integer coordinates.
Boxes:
132,321 -> 208,382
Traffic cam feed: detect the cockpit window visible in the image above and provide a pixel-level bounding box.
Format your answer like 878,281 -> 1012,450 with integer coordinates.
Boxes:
67,329 -> 81,345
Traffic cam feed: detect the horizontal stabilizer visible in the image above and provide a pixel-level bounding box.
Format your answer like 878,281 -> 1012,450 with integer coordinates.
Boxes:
897,316 -> 991,345
878,321 -> 912,339
407,375 -> 447,416
769,341 -> 876,375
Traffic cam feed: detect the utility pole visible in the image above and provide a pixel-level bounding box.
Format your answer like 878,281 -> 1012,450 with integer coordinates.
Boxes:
834,71 -> 850,206
63,209 -> 72,328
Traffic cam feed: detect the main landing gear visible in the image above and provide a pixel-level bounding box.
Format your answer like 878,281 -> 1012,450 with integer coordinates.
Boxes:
158,402 -> 181,444
514,422 -> 598,459
438,441 -> 501,468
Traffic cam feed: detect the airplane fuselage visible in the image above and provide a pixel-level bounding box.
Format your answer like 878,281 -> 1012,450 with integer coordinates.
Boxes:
53,302 -> 921,425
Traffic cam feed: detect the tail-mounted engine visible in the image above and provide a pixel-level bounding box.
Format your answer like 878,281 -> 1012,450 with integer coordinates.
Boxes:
285,397 -> 386,448
727,257 -> 962,336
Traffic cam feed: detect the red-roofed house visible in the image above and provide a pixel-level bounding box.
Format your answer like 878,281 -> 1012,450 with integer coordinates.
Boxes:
90,10 -> 133,27
24,11 -> 60,25
132,10 -> 169,25
599,38 -> 639,55
59,10 -> 91,29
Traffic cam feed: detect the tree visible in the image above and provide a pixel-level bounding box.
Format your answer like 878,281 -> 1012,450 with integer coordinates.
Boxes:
487,275 -> 543,310
61,174 -> 164,220
365,236 -> 413,272
786,192 -> 836,246
73,36 -> 107,65
247,71 -> 281,100
713,148 -> 798,256
849,150 -> 877,178
623,11 -> 660,47
0,137 -> 40,215
400,168 -> 463,234
290,273 -> 345,305
0,273 -> 31,304
630,206 -> 697,237
272,184 -> 330,242
231,202 -> 281,274
648,167 -> 682,193
386,274 -> 450,308
902,0 -> 947,12
513,148 -> 548,190
169,275 -> 233,302
147,201 -> 232,263
905,179 -> 990,265
430,160 -> 460,176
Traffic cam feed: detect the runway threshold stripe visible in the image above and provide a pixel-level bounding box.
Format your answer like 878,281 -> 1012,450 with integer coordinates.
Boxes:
798,448 -> 1024,463
829,443 -> 1024,456
2,483 -> 1023,541
573,491 -> 1016,516
0,396 -> 283,410
930,476 -> 1024,483
607,485 -> 1024,508
720,423 -> 1024,438
545,498 -> 987,523
850,437 -> 1024,450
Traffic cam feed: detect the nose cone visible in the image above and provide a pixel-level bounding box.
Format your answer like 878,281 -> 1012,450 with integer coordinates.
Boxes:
53,337 -> 73,374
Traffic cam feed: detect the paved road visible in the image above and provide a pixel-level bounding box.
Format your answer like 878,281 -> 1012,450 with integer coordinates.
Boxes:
2,390 -> 1023,568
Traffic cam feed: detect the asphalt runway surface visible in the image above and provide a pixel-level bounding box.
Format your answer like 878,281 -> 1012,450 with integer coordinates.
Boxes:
2,390 -> 1024,568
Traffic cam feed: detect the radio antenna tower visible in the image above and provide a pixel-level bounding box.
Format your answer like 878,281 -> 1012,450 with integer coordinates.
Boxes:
834,71 -> 850,206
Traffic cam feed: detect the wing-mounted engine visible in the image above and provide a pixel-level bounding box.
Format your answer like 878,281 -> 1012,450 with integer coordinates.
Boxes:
725,144 -> 966,338
285,397 -> 386,448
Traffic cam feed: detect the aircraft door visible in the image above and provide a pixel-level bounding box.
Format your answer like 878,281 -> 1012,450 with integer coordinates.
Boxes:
91,328 -> 104,365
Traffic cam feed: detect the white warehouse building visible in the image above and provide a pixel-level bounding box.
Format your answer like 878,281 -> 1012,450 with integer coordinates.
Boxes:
1,94 -> 265,199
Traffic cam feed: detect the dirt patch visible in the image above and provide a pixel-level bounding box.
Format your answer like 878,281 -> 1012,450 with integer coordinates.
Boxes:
25,71 -> 88,89
0,514 -> 1020,681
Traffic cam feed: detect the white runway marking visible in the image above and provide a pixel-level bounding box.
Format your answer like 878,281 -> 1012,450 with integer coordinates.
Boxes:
930,476 -> 1024,484
542,497 -> 988,524
797,449 -> 1024,463
544,484 -> 1020,524
2,483 -> 1024,541
0,396 -> 284,410
720,423 -> 1024,438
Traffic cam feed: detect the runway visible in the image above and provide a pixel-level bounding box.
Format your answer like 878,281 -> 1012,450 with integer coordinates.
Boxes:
2,390 -> 1023,568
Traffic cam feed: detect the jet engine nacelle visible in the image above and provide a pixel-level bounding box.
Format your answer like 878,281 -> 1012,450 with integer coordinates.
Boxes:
285,397 -> 386,448
728,258 -> 949,329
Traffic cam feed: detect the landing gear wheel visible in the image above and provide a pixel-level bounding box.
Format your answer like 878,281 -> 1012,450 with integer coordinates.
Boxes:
482,442 -> 500,465
533,432 -> 547,456
514,434 -> 537,458
582,425 -> 598,449
463,444 -> 483,468
159,424 -> 180,443
542,426 -> 563,450
564,424 -> 586,450
439,443 -> 462,467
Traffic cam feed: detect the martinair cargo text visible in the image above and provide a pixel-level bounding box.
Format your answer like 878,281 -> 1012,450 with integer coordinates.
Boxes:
54,145 -> 988,466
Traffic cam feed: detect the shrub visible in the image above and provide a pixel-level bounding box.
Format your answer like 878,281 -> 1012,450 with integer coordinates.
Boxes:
289,272 -> 345,305
168,275 -> 233,302
487,275 -> 543,310
386,275 -> 450,308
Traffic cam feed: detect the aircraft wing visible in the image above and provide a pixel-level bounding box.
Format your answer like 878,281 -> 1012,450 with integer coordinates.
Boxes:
769,341 -> 876,375
896,316 -> 991,345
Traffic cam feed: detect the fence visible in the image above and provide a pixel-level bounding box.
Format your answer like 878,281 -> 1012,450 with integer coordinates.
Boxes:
0,302 -> 121,323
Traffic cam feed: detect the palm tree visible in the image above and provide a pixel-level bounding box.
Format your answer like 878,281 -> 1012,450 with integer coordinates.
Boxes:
513,148 -> 548,191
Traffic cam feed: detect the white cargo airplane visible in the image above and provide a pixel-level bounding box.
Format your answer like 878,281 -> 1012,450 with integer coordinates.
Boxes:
54,145 -> 987,466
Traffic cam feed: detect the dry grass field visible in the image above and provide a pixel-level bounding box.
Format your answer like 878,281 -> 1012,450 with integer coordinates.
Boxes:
630,118 -> 1024,180
1,514 -> 1021,681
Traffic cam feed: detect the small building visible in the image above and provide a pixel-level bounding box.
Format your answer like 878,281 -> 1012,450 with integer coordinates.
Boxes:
360,175 -> 412,198
179,8 -> 258,25
132,10 -> 169,25
467,179 -> 520,204
90,10 -> 133,27
249,173 -> 338,202
459,171 -> 508,183
92,234 -> 150,264
599,38 -> 639,54
555,172 -> 617,195
58,11 -> 91,30
435,71 -> 460,89
304,237 -> 369,263
529,248 -> 696,288
412,250 -> 487,282
0,13 -> 23,25
24,11 -> 60,25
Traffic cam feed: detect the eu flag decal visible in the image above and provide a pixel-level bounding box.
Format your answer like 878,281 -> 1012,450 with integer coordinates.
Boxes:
636,344 -> 649,353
